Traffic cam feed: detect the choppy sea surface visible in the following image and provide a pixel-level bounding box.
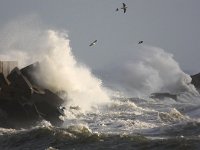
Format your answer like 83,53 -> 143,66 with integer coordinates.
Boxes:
1,92 -> 200,150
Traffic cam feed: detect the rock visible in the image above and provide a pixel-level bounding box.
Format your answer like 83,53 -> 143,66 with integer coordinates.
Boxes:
0,62 -> 65,128
7,67 -> 34,98
20,62 -> 40,86
191,73 -> 200,91
150,92 -> 177,100
0,73 -> 8,88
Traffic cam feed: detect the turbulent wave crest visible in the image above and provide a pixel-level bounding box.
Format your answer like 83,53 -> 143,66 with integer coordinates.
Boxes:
0,125 -> 200,150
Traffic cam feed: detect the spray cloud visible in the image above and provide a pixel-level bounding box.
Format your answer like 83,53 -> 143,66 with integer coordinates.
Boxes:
100,46 -> 198,97
0,17 -> 110,111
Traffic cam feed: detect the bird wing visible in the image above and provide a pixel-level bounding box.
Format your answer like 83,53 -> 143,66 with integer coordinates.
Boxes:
89,40 -> 97,46
138,41 -> 143,44
123,3 -> 126,7
123,8 -> 126,13
122,3 -> 126,13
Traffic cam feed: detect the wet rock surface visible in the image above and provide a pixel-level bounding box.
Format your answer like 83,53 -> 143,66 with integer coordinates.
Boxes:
191,73 -> 200,92
0,62 -> 65,129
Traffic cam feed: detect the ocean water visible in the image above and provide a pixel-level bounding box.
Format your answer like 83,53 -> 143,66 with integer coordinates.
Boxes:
1,93 -> 200,150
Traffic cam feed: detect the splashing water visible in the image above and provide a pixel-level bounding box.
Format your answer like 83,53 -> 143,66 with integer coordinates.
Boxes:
0,18 -> 110,112
37,30 -> 110,111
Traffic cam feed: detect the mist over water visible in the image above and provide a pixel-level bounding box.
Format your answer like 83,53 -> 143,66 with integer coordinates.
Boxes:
99,46 -> 198,97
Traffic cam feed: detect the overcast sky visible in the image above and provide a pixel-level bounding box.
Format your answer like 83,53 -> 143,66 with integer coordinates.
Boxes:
0,0 -> 200,74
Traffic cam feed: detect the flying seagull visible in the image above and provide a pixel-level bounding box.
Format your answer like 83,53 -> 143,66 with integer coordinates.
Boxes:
121,3 -> 127,13
138,41 -> 143,44
89,40 -> 97,46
